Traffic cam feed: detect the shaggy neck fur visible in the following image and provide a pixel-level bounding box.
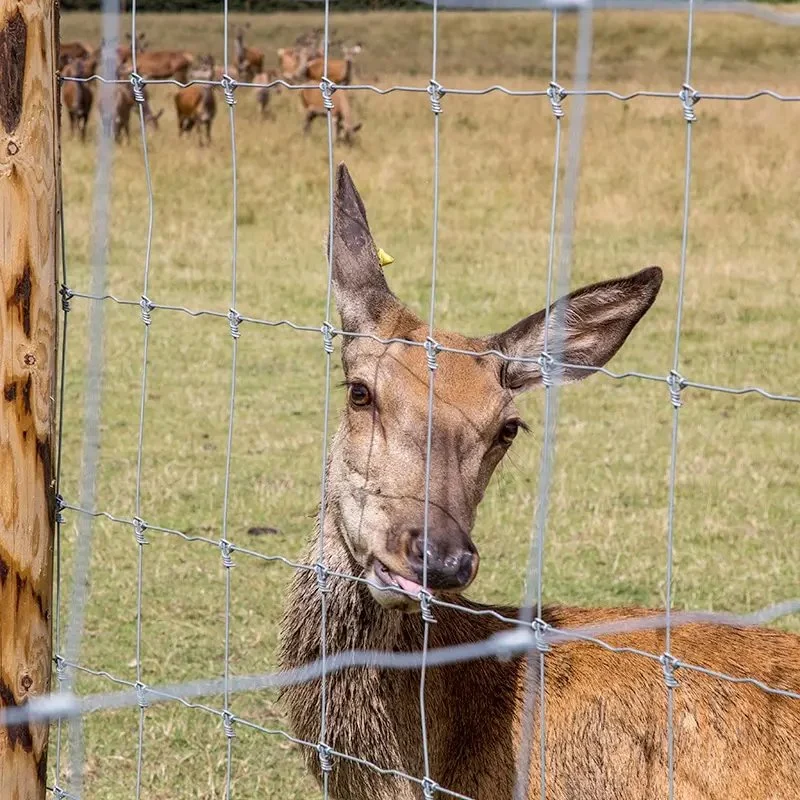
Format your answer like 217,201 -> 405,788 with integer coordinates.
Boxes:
279,498 -> 525,800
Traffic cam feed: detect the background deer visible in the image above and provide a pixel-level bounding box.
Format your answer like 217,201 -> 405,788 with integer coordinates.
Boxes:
279,42 -> 361,86
61,58 -> 94,142
300,87 -> 362,145
59,40 -> 93,70
107,79 -> 163,144
123,47 -> 193,83
280,164 -> 800,800
174,57 -> 217,146
254,70 -> 281,119
234,24 -> 264,82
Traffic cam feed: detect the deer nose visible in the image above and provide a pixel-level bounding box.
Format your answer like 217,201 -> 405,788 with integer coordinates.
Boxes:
407,528 -> 479,591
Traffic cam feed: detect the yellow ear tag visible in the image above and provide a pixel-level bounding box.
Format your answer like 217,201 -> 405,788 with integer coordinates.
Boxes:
377,247 -> 395,268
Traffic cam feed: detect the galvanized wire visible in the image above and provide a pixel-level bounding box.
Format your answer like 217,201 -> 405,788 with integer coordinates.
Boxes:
220,0 -> 241,794
128,0 -> 159,793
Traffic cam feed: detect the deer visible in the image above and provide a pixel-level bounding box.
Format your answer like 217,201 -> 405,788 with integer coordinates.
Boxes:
122,48 -> 194,83
278,42 -> 361,86
254,70 -> 281,119
174,57 -> 216,146
279,163 -> 800,800
59,40 -> 93,70
106,79 -> 163,144
299,87 -> 362,145
234,24 -> 264,83
60,58 -> 94,142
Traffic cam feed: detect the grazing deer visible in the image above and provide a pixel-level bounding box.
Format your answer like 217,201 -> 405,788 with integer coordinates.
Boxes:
123,48 -> 194,83
254,70 -> 281,119
280,164 -> 800,800
174,58 -> 216,146
61,58 -> 94,142
106,80 -> 163,144
299,87 -> 362,145
234,24 -> 264,82
279,43 -> 361,86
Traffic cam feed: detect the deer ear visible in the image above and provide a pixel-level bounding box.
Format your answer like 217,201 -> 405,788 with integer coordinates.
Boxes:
489,267 -> 663,393
330,163 -> 396,334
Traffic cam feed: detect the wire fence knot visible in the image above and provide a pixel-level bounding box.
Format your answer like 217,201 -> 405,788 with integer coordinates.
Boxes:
132,516 -> 148,546
317,743 -> 334,773
314,562 -> 330,594
52,787 -> 68,800
427,80 -> 444,114
667,370 -> 685,408
222,711 -> 236,738
219,539 -> 235,569
135,681 -> 149,708
321,322 -> 336,354
227,308 -> 242,340
139,295 -> 155,326
418,589 -> 436,624
55,493 -> 66,525
424,337 -> 440,372
54,654 -> 67,682
547,82 -> 567,118
320,78 -> 336,110
221,74 -> 238,106
129,72 -> 146,104
660,652 -> 680,688
679,84 -> 700,122
532,617 -> 552,653
60,284 -> 73,313
538,351 -> 555,387
422,777 -> 440,799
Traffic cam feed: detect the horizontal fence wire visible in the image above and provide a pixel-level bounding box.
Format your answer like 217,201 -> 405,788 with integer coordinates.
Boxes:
46,0 -> 800,797
59,74 -> 800,104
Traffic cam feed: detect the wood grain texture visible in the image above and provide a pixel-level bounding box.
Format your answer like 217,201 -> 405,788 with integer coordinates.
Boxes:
0,1 -> 59,798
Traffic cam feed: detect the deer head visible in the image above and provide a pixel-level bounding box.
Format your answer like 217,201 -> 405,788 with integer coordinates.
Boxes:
327,164 -> 663,612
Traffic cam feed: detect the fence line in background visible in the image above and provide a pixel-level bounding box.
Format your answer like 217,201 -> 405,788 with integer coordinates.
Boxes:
44,0 -> 800,798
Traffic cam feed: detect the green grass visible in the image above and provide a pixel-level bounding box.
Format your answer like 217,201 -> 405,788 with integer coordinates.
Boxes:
54,8 -> 800,798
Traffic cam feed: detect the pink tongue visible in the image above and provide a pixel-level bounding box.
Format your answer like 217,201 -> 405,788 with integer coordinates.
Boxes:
393,573 -> 424,595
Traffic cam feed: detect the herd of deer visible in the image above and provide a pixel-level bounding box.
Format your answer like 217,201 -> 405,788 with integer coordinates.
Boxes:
59,26 -> 364,147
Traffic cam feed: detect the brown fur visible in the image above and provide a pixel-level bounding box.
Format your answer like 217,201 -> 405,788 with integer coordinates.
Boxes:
61,58 -> 94,142
254,70 -> 280,119
59,41 -> 92,70
278,44 -> 360,86
234,26 -> 264,83
300,87 -> 362,145
124,49 -> 193,83
174,61 -> 216,146
106,79 -> 163,144
280,164 -> 800,800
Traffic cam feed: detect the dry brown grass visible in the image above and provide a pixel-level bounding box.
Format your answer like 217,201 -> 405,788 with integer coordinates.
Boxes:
53,8 -> 800,798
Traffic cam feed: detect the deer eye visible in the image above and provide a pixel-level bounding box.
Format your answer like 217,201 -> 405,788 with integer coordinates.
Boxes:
498,420 -> 521,446
348,383 -> 372,408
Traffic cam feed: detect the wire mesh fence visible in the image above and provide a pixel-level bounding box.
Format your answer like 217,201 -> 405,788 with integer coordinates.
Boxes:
43,0 -> 800,797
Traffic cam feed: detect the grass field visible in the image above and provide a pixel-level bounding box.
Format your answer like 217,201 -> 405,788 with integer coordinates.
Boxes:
54,8 -> 800,799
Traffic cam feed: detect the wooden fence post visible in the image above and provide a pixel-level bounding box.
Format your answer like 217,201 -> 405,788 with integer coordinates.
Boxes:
0,0 -> 60,797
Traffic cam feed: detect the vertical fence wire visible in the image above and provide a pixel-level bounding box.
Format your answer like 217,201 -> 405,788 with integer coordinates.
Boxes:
52,121 -> 72,800
220,0 -> 240,794
128,0 -> 159,792
514,6 -> 594,799
417,0 -> 443,796
315,0 -> 338,794
664,1 -> 696,797
61,4 -> 120,793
